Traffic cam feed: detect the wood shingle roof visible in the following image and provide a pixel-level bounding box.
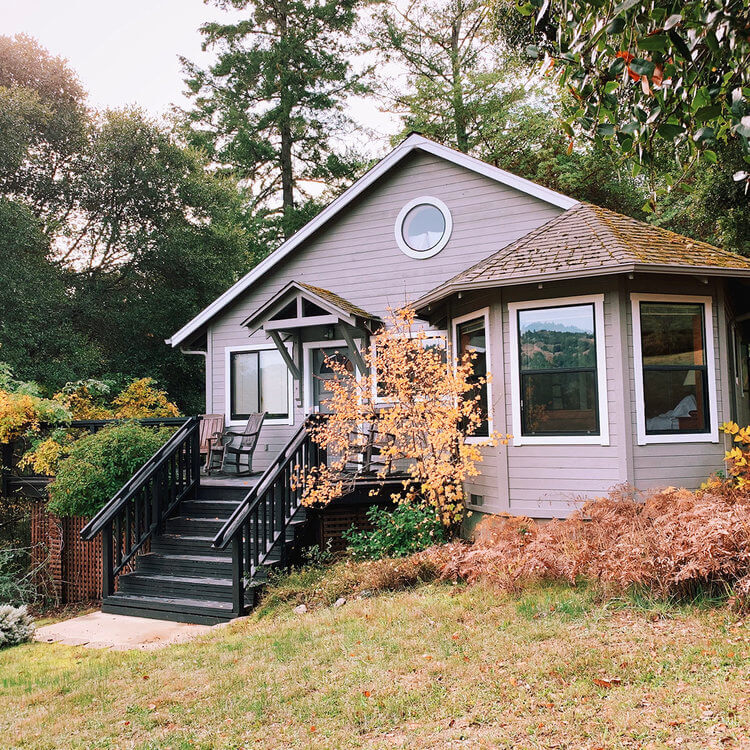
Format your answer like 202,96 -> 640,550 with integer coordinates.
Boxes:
414,203 -> 750,311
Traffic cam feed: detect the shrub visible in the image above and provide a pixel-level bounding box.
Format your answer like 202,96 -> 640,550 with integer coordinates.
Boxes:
111,378 -> 180,419
344,503 -> 447,560
422,486 -> 750,603
0,547 -> 38,606
0,604 -> 34,648
47,422 -> 173,517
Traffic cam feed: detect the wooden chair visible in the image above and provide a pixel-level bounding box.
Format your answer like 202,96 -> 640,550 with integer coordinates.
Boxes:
344,423 -> 395,476
199,414 -> 225,474
217,412 -> 266,476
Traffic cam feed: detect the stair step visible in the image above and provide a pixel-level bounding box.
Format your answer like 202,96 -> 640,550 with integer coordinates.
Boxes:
151,534 -> 223,555
165,516 -> 226,534
137,552 -> 233,577
181,499 -> 241,517
103,592 -> 238,625
118,572 -> 233,602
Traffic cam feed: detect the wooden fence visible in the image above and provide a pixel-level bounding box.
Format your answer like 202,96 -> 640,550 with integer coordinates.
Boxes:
30,501 -> 103,604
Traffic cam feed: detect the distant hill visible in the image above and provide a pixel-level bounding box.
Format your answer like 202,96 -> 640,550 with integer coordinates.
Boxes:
521,321 -> 592,335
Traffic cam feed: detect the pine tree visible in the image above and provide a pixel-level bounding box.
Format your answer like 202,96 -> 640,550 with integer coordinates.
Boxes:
181,0 -> 369,242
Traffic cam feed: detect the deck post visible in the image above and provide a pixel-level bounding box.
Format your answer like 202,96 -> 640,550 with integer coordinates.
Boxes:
191,417 -> 201,500
231,533 -> 245,615
102,520 -> 114,598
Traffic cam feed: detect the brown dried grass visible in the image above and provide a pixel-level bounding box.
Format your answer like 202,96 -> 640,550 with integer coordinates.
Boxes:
419,485 -> 750,609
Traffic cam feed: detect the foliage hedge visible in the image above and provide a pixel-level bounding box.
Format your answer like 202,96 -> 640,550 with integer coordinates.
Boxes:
47,423 -> 173,518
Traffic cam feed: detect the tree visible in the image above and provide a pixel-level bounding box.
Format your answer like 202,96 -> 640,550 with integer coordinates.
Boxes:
0,34 -> 88,227
66,108 -> 252,412
0,200 -> 99,388
371,0 -> 529,153
300,308 -> 507,529
518,0 -> 750,193
181,0 -> 369,243
0,35 -> 254,410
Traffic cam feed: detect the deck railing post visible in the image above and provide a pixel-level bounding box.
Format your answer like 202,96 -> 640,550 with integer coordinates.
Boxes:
151,474 -> 162,534
191,418 -> 201,499
102,520 -> 114,598
231,533 -> 244,615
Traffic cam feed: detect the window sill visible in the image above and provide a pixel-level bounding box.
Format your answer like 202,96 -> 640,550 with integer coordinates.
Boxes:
637,432 -> 718,446
227,417 -> 293,428
513,434 -> 609,447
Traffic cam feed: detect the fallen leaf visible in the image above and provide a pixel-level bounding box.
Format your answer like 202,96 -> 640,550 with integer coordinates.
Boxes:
592,677 -> 622,689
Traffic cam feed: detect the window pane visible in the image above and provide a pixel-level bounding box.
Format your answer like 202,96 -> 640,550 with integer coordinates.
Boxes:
402,204 -> 446,252
259,349 -> 289,418
521,371 -> 598,435
644,369 -> 707,433
640,302 -> 705,366
518,304 -> 596,370
457,317 -> 488,436
231,351 -> 259,418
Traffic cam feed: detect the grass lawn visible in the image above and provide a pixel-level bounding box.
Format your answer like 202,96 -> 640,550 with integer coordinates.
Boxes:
1,579 -> 749,749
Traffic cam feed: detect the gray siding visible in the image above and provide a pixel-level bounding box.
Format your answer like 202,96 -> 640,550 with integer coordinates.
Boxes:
503,279 -> 624,517
206,151 -> 562,470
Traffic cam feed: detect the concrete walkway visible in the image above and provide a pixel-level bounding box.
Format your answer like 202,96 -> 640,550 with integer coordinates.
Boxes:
34,611 -> 215,650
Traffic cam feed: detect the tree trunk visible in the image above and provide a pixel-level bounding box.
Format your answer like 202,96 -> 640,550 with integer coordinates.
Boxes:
450,7 -> 469,153
278,0 -> 295,239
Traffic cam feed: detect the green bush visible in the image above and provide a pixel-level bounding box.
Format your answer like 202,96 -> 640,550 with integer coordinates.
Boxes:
0,604 -> 34,648
47,422 -> 173,517
343,503 -> 447,560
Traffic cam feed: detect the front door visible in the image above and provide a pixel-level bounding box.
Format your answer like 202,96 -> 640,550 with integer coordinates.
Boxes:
309,345 -> 354,413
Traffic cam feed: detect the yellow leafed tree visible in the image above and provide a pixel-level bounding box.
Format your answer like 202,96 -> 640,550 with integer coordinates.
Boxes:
300,308 -> 508,528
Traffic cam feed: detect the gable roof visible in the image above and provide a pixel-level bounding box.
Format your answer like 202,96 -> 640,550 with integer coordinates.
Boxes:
242,280 -> 378,334
413,203 -> 750,312
167,133 -> 579,347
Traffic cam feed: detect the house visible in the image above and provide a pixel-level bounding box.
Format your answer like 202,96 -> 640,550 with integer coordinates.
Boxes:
169,133 -> 750,520
86,134 -> 750,624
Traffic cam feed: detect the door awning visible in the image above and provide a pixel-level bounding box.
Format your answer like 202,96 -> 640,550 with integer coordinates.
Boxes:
242,281 -> 380,378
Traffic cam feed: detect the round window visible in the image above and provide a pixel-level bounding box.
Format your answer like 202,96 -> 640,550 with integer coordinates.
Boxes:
395,196 -> 452,259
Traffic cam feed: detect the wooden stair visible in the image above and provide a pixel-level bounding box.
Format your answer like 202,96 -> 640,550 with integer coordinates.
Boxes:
102,486 -> 308,625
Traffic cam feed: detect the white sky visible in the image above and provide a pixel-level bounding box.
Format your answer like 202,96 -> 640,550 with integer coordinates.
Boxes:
2,0 -> 399,152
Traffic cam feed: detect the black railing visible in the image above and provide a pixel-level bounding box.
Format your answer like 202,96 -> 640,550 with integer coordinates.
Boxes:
80,417 -> 201,598
213,419 -> 322,614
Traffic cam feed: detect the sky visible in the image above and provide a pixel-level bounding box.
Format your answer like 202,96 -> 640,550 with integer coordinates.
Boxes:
2,0 -> 398,149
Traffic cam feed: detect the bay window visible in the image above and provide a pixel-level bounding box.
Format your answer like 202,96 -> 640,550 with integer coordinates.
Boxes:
509,295 -> 608,445
631,294 -> 717,444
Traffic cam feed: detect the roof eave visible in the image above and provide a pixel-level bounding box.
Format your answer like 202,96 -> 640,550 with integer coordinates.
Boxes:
413,262 -> 750,314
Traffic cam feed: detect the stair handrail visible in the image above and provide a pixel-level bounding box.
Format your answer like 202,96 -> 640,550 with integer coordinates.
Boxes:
212,419 -> 311,550
81,417 -> 199,541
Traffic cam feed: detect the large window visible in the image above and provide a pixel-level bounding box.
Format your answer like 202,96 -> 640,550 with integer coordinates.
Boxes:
228,348 -> 290,423
632,295 -> 717,444
454,311 -> 490,438
509,295 -> 608,445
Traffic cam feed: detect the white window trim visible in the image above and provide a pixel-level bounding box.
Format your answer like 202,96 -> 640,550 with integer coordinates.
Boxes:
224,344 -> 295,427
452,307 -> 493,444
302,338 -> 363,415
631,293 -> 718,445
508,294 -> 609,447
394,196 -> 453,259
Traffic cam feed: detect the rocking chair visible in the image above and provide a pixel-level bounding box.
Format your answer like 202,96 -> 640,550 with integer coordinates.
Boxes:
199,414 -> 225,474
216,412 -> 266,476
